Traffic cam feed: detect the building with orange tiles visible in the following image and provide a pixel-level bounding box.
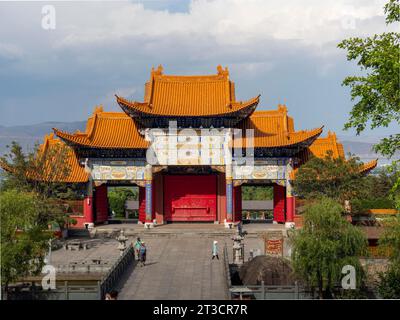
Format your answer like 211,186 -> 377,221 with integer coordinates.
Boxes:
6,65 -> 377,229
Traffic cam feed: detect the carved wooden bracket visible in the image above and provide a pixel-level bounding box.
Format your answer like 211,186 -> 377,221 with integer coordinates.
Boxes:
135,181 -> 146,187
211,165 -> 226,173
233,180 -> 248,187
152,165 -> 168,174
93,180 -> 106,187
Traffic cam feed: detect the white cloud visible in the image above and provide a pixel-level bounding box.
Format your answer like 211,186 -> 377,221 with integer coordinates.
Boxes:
0,42 -> 24,60
0,0 -> 397,134
52,0 -> 389,49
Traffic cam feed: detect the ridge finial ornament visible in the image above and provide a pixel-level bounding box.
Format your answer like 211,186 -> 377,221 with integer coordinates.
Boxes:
278,104 -> 287,112
93,105 -> 103,114
151,65 -> 163,76
217,65 -> 229,77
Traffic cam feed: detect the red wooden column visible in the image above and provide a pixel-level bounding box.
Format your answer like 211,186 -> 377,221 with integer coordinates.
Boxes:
217,173 -> 227,224
94,184 -> 109,224
144,164 -> 154,228
153,173 -> 164,225
138,186 -> 146,223
285,181 -> 295,228
83,179 -> 94,228
138,184 -> 155,223
233,185 -> 242,222
273,184 -> 286,223
225,164 -> 234,228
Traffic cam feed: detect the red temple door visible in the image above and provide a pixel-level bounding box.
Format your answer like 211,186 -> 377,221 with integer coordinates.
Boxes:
164,175 -> 217,222
273,184 -> 286,223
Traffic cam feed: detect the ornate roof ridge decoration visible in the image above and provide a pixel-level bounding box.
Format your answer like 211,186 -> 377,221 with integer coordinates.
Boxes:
150,64 -> 230,82
251,108 -> 289,116
41,132 -> 55,152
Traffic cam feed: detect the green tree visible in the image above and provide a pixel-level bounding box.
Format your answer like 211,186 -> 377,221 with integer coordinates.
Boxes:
1,141 -> 78,296
290,198 -> 368,299
338,0 -> 400,196
1,141 -> 79,227
242,186 -> 273,200
293,153 -> 367,205
377,215 -> 400,298
1,190 -> 51,295
351,165 -> 400,212
108,187 -> 137,217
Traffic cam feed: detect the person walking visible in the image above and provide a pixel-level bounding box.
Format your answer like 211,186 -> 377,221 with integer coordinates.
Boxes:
139,242 -> 147,267
134,237 -> 142,261
212,240 -> 219,260
105,290 -> 118,300
237,221 -> 243,236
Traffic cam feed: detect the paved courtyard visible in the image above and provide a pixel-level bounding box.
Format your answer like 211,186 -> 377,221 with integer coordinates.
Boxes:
116,234 -> 264,300
117,237 -> 228,300
50,238 -> 122,273
59,223 -> 278,299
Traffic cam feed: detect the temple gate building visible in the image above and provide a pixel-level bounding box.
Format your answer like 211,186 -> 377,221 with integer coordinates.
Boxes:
19,66 -> 377,229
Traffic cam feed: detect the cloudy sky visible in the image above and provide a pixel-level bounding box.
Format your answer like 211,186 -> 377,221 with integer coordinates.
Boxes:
0,0 -> 397,137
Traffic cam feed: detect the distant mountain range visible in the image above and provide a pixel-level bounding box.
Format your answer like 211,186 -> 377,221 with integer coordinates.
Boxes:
0,121 -> 86,155
0,121 -> 397,166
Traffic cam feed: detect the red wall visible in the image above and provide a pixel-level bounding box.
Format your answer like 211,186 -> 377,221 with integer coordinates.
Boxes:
273,184 -> 286,223
67,198 -> 92,229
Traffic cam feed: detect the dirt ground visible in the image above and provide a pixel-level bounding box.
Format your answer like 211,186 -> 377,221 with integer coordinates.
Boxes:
238,255 -> 295,285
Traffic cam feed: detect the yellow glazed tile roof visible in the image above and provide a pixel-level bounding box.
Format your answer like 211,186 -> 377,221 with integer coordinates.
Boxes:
54,106 -> 148,149
40,134 -> 88,183
307,131 -> 345,159
360,159 -> 378,173
290,132 -> 378,179
54,104 -> 321,149
238,106 -> 322,148
116,65 -> 260,116
0,133 -> 89,183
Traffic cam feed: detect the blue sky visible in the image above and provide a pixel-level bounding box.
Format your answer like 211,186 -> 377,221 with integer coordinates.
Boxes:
0,0 -> 397,138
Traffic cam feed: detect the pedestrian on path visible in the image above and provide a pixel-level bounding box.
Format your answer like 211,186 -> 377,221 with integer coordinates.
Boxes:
212,240 -> 219,260
139,242 -> 147,267
134,237 -> 142,260
105,290 -> 119,300
237,221 -> 243,236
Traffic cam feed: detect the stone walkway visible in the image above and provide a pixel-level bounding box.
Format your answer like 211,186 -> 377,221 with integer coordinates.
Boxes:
117,237 -> 229,300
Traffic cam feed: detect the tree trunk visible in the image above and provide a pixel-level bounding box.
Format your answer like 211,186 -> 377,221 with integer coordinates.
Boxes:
318,285 -> 323,299
318,278 -> 324,299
